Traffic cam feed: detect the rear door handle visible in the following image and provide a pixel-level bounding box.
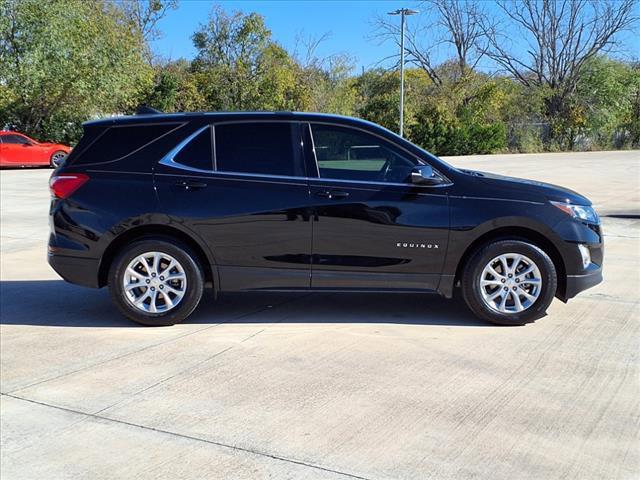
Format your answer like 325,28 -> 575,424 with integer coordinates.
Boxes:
175,180 -> 207,191
315,190 -> 350,200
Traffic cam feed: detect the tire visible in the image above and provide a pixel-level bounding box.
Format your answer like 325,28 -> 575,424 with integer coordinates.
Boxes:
108,237 -> 204,326
50,150 -> 67,168
461,240 -> 557,326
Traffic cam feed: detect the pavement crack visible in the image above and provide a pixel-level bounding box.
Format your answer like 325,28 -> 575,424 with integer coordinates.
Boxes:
89,294 -> 313,416
7,295 -> 306,395
581,293 -> 639,305
1,393 -> 370,480
91,345 -> 236,416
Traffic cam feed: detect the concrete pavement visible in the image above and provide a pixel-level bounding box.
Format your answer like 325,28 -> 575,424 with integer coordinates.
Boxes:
1,151 -> 639,479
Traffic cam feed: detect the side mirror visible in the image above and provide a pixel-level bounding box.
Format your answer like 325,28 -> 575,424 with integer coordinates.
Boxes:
22,143 -> 33,147
411,165 -> 442,185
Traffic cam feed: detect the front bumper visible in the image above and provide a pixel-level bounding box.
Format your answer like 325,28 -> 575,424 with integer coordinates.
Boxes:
561,264 -> 603,301
48,253 -> 100,288
554,216 -> 604,302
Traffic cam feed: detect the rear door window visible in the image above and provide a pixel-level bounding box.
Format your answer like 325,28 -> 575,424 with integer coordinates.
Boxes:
214,122 -> 302,177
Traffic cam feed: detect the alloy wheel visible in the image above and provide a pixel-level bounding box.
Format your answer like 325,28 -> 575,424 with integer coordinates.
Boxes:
479,253 -> 542,314
122,251 -> 187,314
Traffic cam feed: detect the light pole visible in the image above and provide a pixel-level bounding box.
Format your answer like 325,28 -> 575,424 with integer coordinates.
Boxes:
388,8 -> 418,137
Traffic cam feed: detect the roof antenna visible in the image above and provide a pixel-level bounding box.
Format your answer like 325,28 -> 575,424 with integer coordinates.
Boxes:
136,105 -> 162,115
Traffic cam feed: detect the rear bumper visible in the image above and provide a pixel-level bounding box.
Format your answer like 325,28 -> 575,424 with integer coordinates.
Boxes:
561,266 -> 603,301
48,253 -> 100,288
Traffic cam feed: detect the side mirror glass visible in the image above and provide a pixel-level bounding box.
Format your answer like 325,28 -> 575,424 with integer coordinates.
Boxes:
411,165 -> 442,185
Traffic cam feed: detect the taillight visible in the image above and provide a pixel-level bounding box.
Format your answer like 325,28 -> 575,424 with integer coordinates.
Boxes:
49,174 -> 89,199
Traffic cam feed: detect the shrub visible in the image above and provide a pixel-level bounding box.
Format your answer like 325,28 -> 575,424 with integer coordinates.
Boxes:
409,103 -> 507,155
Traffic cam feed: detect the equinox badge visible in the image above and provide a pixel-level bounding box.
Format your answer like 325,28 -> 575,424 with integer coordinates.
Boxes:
396,242 -> 439,249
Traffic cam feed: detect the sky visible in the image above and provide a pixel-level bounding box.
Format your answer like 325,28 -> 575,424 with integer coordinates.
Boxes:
153,0 -> 434,70
152,0 -> 640,72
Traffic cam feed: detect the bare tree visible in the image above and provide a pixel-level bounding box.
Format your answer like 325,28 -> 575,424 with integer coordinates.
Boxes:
292,32 -> 333,69
120,0 -> 178,63
431,0 -> 488,76
484,0 -> 638,116
121,0 -> 178,42
372,0 -> 488,85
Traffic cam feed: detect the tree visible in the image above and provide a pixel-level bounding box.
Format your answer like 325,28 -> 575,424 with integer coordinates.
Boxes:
121,0 -> 178,42
370,1 -> 506,154
408,75 -> 508,156
191,6 -> 306,111
0,0 -> 153,144
120,0 -> 179,64
292,33 -> 357,114
143,59 -> 206,112
356,70 -> 402,132
626,63 -> 640,147
373,0 -> 488,84
483,0 -> 638,148
574,56 -> 640,148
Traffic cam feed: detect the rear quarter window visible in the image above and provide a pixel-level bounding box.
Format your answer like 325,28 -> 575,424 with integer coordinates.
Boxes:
70,123 -> 180,165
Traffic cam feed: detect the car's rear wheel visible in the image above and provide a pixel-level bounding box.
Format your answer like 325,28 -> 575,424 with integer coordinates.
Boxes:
461,240 -> 557,325
108,238 -> 204,326
50,150 -> 67,168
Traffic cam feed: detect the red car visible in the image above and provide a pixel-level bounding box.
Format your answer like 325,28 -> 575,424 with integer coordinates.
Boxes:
0,131 -> 71,168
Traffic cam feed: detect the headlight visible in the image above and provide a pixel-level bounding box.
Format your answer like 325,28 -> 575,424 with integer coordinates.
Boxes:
550,201 -> 599,223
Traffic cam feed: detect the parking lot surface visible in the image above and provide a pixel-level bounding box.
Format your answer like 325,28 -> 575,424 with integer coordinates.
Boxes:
1,150 -> 639,479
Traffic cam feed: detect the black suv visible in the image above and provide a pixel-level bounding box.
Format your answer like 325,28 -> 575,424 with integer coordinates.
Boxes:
48,111 -> 603,326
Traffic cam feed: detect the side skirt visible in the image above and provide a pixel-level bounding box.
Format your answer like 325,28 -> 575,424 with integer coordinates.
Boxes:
242,287 -> 441,294
217,266 -> 448,296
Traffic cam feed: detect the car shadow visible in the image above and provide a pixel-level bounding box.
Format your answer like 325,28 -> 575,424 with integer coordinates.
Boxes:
0,280 -> 487,328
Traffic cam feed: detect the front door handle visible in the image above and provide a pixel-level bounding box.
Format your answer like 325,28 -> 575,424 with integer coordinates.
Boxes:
315,190 -> 350,200
175,180 -> 207,191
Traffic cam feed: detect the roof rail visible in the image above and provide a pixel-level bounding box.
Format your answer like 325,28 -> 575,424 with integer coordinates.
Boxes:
136,105 -> 163,115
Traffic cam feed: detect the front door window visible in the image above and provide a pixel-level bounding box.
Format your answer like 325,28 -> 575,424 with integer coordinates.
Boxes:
310,124 -> 417,184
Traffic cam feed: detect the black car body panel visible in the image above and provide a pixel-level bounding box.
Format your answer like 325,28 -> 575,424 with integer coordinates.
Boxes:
48,112 -> 603,304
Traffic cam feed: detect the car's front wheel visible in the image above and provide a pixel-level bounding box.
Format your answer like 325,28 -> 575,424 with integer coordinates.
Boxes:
461,240 -> 557,325
108,238 -> 204,326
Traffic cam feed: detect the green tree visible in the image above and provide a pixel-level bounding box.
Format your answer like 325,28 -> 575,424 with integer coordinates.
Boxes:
625,64 -> 640,148
484,0 -> 638,150
0,0 -> 152,144
356,70 -> 400,133
574,56 -> 640,149
144,59 -> 206,112
293,35 -> 357,115
300,59 -> 357,115
191,6 -> 306,111
409,103 -> 455,154
389,65 -> 509,155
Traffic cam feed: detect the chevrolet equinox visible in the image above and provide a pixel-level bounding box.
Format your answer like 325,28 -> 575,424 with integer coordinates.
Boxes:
48,111 -> 603,326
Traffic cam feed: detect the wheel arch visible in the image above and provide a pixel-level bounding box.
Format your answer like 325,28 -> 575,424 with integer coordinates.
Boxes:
453,226 -> 567,300
98,225 -> 216,291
